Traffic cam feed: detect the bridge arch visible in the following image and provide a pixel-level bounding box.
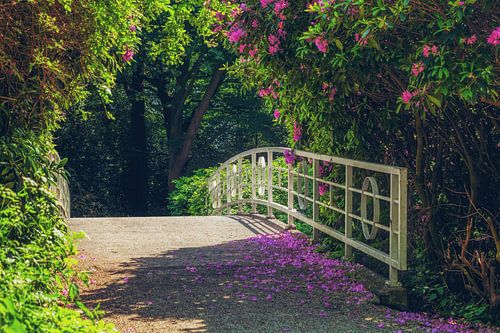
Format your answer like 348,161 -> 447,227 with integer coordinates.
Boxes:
207,147 -> 408,287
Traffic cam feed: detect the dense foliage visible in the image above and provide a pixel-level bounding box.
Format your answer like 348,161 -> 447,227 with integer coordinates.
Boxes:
55,0 -> 285,216
206,0 -> 499,322
0,0 -> 143,331
0,133 -> 115,332
58,80 -> 284,216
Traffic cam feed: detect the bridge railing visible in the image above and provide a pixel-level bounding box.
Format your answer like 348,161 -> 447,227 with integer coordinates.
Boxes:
49,152 -> 71,219
207,147 -> 407,286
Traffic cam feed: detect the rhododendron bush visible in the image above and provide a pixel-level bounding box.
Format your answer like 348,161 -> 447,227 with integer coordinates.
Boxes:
207,0 -> 499,320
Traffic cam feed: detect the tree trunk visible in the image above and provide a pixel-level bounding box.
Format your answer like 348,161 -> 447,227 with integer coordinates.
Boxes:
167,68 -> 225,191
125,62 -> 149,216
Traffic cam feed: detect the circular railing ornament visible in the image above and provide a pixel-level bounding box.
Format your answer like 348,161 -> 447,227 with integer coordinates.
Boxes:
257,156 -> 267,196
297,160 -> 309,210
361,176 -> 380,240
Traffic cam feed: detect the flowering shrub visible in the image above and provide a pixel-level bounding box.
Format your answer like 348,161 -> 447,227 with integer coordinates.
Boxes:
1,1 -> 149,331
0,0 -> 141,133
207,0 -> 499,321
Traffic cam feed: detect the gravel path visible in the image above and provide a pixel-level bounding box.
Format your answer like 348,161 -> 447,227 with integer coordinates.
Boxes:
71,215 -> 492,333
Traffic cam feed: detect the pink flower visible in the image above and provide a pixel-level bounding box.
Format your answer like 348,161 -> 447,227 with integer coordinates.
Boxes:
411,62 -> 424,76
293,122 -> 302,142
423,44 -> 439,57
251,19 -> 259,28
401,90 -> 413,104
355,33 -> 368,46
239,44 -> 247,54
319,183 -> 329,196
129,24 -> 137,32
122,47 -> 134,62
249,47 -> 259,58
314,36 -> 328,53
268,34 -> 281,55
422,45 -> 430,58
486,27 -> 500,46
328,87 -> 337,102
274,0 -> 289,15
260,0 -> 274,8
464,34 -> 477,45
186,266 -> 197,273
215,12 -> 224,21
283,149 -> 296,165
228,27 -> 246,43
273,109 -> 281,119
259,88 -> 270,98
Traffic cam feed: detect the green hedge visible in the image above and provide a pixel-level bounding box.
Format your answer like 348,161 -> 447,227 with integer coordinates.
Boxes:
0,132 -> 114,332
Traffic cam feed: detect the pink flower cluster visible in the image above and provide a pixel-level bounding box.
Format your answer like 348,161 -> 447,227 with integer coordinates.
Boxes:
122,47 -> 134,62
293,122 -> 302,142
422,44 -> 439,57
260,0 -> 274,8
486,26 -> 500,46
273,109 -> 281,119
401,90 -> 413,104
411,62 -> 425,77
321,82 -> 337,102
463,35 -> 477,45
228,27 -> 246,43
314,35 -> 328,53
283,149 -> 296,165
273,0 -> 289,15
355,33 -> 368,46
268,33 -> 282,54
258,86 -> 278,99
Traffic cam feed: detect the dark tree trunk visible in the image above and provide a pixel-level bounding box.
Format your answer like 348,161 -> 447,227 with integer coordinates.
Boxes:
167,68 -> 225,191
124,62 -> 149,216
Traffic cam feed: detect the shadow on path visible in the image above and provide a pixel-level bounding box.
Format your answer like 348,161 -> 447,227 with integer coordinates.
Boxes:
75,215 -> 426,333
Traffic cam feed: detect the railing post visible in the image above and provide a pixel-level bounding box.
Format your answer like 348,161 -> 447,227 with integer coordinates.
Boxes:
312,159 -> 320,241
388,170 -> 407,286
399,169 -> 408,273
344,165 -> 353,259
238,157 -> 243,213
267,151 -> 273,218
251,153 -> 257,213
216,171 -> 221,212
287,162 -> 294,228
226,164 -> 231,214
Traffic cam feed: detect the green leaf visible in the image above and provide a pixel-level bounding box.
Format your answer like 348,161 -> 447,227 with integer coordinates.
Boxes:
427,95 -> 441,108
5,320 -> 27,333
334,39 -> 343,50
